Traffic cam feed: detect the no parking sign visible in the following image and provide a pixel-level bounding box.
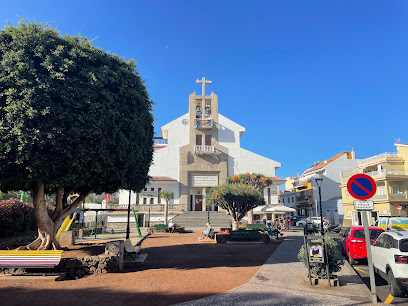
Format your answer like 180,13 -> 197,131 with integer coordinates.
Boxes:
347,174 -> 377,200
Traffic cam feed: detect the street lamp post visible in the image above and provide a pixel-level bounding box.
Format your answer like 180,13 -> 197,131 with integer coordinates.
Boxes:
314,177 -> 324,236
126,190 -> 131,239
148,200 -> 151,228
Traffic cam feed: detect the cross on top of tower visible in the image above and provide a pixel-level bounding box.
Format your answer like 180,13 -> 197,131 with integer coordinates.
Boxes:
196,77 -> 212,96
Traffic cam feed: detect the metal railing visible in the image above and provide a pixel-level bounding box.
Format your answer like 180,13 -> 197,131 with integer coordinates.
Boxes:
389,192 -> 408,200
358,153 -> 402,166
194,145 -> 215,154
341,169 -> 408,184
153,137 -> 168,144
107,204 -> 184,212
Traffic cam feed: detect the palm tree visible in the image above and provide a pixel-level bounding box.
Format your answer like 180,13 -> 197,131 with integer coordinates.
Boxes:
159,190 -> 174,225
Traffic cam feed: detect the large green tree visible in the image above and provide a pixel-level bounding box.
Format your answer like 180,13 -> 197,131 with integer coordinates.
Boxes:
227,173 -> 272,224
0,21 -> 154,249
207,184 -> 265,230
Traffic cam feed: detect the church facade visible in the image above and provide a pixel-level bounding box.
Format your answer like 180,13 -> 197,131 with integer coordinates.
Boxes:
110,78 -> 283,227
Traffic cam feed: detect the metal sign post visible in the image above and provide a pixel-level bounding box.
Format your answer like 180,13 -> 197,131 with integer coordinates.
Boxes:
357,204 -> 377,306
348,173 -> 377,306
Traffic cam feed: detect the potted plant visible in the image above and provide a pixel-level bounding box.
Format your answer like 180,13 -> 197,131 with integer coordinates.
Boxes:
297,236 -> 344,279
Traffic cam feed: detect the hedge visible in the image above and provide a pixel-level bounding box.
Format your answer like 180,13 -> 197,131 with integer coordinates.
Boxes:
0,199 -> 52,238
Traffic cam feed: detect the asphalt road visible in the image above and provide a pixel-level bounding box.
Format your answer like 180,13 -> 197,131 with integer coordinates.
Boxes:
328,230 -> 408,305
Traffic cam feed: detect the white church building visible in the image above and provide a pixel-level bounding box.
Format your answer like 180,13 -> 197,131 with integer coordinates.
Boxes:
109,78 -> 284,228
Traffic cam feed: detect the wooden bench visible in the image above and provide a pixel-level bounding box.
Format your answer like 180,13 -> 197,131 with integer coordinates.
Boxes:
245,224 -> 267,230
0,250 -> 63,273
124,239 -> 141,254
229,230 -> 262,241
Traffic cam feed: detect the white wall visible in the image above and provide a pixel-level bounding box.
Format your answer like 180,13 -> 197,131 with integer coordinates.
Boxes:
149,113 -> 190,181
218,114 -> 245,176
239,148 -> 281,177
119,182 -> 179,205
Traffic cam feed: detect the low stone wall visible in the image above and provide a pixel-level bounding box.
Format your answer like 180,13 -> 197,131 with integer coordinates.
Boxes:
57,241 -> 124,280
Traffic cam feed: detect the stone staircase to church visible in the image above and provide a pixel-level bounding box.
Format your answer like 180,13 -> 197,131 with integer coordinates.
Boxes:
173,211 -> 230,230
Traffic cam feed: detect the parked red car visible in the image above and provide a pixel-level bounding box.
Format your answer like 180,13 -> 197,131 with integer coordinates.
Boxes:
340,226 -> 384,265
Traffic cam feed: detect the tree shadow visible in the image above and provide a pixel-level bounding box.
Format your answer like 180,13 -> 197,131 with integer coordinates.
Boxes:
0,286 -> 371,306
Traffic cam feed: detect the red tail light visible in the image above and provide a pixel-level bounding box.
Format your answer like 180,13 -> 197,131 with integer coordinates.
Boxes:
395,255 -> 408,263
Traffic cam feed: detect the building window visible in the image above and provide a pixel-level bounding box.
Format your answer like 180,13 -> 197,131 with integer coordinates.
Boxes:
151,188 -> 154,191
150,198 -> 154,204
267,188 -> 271,204
282,198 -> 285,204
391,185 -> 399,194
205,135 -> 211,146
158,188 -> 161,203
377,186 -> 386,195
144,188 -> 147,191
196,135 -> 202,146
143,198 -> 147,204
292,197 -> 294,203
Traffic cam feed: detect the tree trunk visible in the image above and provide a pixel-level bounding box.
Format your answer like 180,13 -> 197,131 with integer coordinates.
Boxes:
248,209 -> 254,224
232,220 -> 239,230
18,184 -> 58,250
17,184 -> 91,250
164,201 -> 169,225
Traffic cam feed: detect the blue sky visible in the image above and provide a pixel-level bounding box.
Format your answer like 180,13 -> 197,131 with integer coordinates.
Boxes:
1,1 -> 407,180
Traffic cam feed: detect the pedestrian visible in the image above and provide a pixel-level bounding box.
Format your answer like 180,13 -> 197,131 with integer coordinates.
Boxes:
168,219 -> 175,233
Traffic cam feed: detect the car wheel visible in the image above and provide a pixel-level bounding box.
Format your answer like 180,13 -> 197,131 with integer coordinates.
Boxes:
348,250 -> 356,265
388,269 -> 403,297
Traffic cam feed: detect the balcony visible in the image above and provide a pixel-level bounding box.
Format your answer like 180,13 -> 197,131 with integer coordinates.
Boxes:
341,169 -> 408,184
194,145 -> 215,155
340,170 -> 359,184
194,119 -> 214,129
389,192 -> 408,200
370,194 -> 388,201
358,152 -> 403,167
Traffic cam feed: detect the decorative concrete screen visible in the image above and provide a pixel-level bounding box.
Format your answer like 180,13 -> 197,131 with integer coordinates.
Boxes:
191,175 -> 218,186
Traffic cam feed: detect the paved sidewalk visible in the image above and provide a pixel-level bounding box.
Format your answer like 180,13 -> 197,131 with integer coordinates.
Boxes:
177,229 -> 375,306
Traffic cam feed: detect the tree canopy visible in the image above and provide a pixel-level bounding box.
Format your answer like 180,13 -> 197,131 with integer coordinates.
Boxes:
0,21 -> 154,249
207,184 -> 265,230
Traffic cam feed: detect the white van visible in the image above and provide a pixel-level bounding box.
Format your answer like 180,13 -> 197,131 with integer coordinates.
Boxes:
375,216 -> 408,231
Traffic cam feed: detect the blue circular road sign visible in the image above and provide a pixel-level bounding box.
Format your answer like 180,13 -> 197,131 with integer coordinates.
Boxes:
347,174 -> 377,200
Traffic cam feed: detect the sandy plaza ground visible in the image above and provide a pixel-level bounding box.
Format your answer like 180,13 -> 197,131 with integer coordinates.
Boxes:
0,232 -> 281,306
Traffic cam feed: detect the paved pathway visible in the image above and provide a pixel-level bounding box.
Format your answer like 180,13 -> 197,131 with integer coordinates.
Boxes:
177,229 -> 376,306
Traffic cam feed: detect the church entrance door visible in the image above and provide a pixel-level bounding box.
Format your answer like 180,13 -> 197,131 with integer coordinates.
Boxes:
195,195 -> 203,211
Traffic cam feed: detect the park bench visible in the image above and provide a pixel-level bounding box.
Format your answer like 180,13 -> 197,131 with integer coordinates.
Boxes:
153,224 -> 169,232
0,250 -> 63,274
124,239 -> 141,255
229,230 -> 262,241
245,224 -> 267,230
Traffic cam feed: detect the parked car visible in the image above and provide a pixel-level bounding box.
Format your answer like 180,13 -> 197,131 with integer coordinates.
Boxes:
296,217 -> 329,227
372,231 -> 408,297
290,216 -> 305,225
375,216 -> 408,231
340,226 -> 384,265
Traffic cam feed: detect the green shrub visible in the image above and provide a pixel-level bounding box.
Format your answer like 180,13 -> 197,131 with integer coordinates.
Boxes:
0,199 -> 52,237
297,236 -> 344,279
